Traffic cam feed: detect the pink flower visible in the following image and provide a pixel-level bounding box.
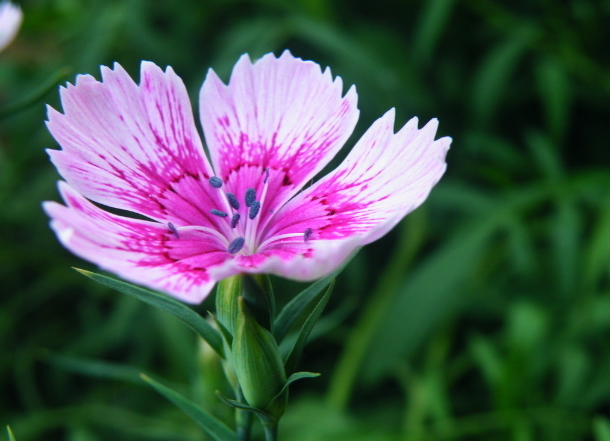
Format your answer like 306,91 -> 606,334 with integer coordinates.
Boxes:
44,51 -> 450,303
0,1 -> 21,52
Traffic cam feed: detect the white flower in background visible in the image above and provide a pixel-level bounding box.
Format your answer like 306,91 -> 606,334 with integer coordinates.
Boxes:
0,2 -> 22,52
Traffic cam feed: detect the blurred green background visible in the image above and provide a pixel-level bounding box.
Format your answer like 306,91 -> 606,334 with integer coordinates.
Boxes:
2,0 -> 610,439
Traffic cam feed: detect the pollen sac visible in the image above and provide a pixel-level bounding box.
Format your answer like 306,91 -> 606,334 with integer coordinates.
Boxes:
249,201 -> 261,220
226,192 -> 240,210
304,228 -> 313,241
245,188 -> 256,207
168,222 -> 180,238
231,213 -> 240,228
209,176 -> 223,188
228,237 -> 246,254
211,209 -> 228,217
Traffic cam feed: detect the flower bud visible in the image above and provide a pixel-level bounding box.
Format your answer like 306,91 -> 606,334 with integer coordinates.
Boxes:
232,297 -> 287,419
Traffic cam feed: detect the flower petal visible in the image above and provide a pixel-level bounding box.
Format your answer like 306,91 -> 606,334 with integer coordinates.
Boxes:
0,1 -> 21,52
199,50 -> 359,216
256,110 -> 450,278
44,182 -> 235,303
47,61 -> 220,225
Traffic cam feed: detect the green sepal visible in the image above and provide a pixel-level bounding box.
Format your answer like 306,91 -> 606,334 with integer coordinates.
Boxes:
215,276 -> 242,335
283,280 -> 335,375
242,275 -> 274,332
232,297 -> 287,418
75,269 -> 224,358
6,426 -> 16,441
141,374 -> 239,441
208,313 -> 238,389
274,251 -> 357,343
209,312 -> 233,348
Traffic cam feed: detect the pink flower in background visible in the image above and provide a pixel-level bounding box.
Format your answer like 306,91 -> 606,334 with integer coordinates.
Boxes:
0,1 -> 21,52
44,51 -> 451,303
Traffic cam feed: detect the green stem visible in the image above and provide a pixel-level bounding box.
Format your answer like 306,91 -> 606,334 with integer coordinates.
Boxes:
263,424 -> 278,441
235,388 -> 252,441
326,212 -> 426,410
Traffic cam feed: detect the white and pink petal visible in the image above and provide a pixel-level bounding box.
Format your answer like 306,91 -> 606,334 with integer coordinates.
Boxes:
260,111 -> 450,262
44,182 -> 234,303
199,50 -> 359,221
47,62 -> 221,225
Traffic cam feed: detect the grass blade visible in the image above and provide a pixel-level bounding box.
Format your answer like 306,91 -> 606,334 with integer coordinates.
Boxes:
283,281 -> 334,375
75,269 -> 224,357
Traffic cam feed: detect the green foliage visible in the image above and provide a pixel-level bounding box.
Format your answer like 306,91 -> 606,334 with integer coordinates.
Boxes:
2,0 -> 610,440
141,374 -> 239,441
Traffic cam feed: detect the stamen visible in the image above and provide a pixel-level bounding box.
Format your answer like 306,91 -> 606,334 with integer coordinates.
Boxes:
211,209 -> 228,217
209,176 -> 223,188
249,201 -> 261,220
264,168 -> 270,183
168,222 -> 180,238
231,213 -> 240,228
304,228 -> 313,241
226,192 -> 240,210
227,237 -> 245,254
245,188 -> 256,207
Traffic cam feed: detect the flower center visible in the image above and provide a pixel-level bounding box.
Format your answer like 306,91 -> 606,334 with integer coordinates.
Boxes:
206,172 -> 270,255
167,169 -> 314,255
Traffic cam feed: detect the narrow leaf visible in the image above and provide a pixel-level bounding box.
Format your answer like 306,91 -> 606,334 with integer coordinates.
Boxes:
45,352 -> 143,384
6,426 -> 16,441
267,372 -> 321,414
274,252 -> 357,343
75,269 -> 224,357
278,372 -> 321,398
215,392 -> 275,423
412,0 -> 456,66
141,374 -> 238,441
283,280 -> 335,375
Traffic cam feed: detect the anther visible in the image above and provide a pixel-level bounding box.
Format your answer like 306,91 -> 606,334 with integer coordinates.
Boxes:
209,176 -> 223,188
245,188 -> 256,207
264,168 -> 270,183
168,222 -> 180,238
231,213 -> 240,228
304,228 -> 313,241
249,201 -> 261,220
227,237 -> 245,254
227,192 -> 240,210
211,209 -> 228,217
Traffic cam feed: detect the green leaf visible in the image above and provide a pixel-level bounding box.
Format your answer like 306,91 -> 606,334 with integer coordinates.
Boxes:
45,352 -> 143,384
6,426 -> 16,441
472,23 -> 538,126
215,392 -> 276,423
283,280 -> 335,375
0,67 -> 71,119
141,374 -> 238,441
535,57 -> 571,142
594,417 -> 610,441
274,252 -> 357,343
412,0 -> 456,66
275,372 -> 321,402
75,269 -> 224,358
